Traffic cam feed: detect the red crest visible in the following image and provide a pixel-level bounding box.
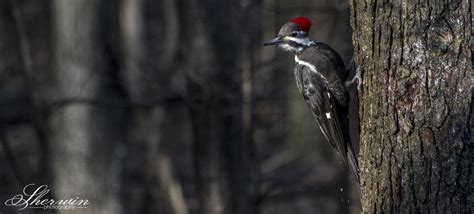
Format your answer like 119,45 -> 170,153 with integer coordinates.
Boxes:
290,16 -> 312,33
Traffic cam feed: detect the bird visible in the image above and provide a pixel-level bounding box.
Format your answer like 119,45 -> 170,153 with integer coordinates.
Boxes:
263,16 -> 360,187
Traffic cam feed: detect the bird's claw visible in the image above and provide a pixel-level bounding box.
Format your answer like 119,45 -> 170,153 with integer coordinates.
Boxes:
345,65 -> 362,91
353,65 -> 362,91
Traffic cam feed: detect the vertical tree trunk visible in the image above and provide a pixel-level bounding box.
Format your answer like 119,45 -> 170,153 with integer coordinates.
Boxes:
185,0 -> 243,210
119,0 -> 187,213
50,0 -> 122,213
238,0 -> 263,213
348,0 -> 473,212
182,0 -> 256,213
7,0 -> 50,185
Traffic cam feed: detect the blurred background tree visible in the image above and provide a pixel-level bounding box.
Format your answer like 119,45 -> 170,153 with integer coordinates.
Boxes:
0,0 -> 359,213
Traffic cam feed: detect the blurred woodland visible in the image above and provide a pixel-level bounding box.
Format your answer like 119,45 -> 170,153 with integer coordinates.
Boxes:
0,0 -> 360,213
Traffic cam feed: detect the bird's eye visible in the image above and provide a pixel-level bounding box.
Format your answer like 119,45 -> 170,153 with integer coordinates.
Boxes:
291,32 -> 298,37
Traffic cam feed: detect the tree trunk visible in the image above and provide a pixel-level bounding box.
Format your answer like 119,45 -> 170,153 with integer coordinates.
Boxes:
238,0 -> 263,213
118,0 -> 187,213
182,0 -> 257,213
348,0 -> 473,212
50,0 -> 123,213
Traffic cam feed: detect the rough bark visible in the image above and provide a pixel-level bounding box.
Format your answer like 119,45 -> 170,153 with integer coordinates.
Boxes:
50,0 -> 123,213
348,0 -> 473,212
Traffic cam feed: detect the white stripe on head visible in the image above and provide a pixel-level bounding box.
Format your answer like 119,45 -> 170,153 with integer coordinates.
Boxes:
278,44 -> 302,52
285,36 -> 312,46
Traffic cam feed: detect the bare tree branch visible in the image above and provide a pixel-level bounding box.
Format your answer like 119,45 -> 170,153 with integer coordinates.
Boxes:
155,156 -> 189,214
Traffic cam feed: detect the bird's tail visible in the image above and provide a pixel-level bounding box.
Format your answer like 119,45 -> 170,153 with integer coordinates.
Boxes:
345,56 -> 356,80
347,145 -> 360,195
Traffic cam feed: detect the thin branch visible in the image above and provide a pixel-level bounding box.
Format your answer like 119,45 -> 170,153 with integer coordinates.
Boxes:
155,156 -> 189,214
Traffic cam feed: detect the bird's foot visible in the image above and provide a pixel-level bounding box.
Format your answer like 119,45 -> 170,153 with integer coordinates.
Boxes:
354,65 -> 362,91
346,65 -> 362,91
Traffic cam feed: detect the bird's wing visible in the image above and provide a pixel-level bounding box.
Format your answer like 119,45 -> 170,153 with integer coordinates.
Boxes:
294,64 -> 347,155
294,64 -> 360,185
294,44 -> 361,188
298,43 -> 349,107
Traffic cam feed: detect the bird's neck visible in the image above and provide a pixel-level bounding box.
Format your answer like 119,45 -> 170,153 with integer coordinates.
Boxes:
292,39 -> 320,55
290,38 -> 319,54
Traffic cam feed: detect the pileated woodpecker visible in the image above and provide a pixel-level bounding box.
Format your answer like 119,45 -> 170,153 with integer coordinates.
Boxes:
264,17 -> 360,186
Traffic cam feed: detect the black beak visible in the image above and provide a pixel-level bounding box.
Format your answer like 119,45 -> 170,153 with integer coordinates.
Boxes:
263,37 -> 284,46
